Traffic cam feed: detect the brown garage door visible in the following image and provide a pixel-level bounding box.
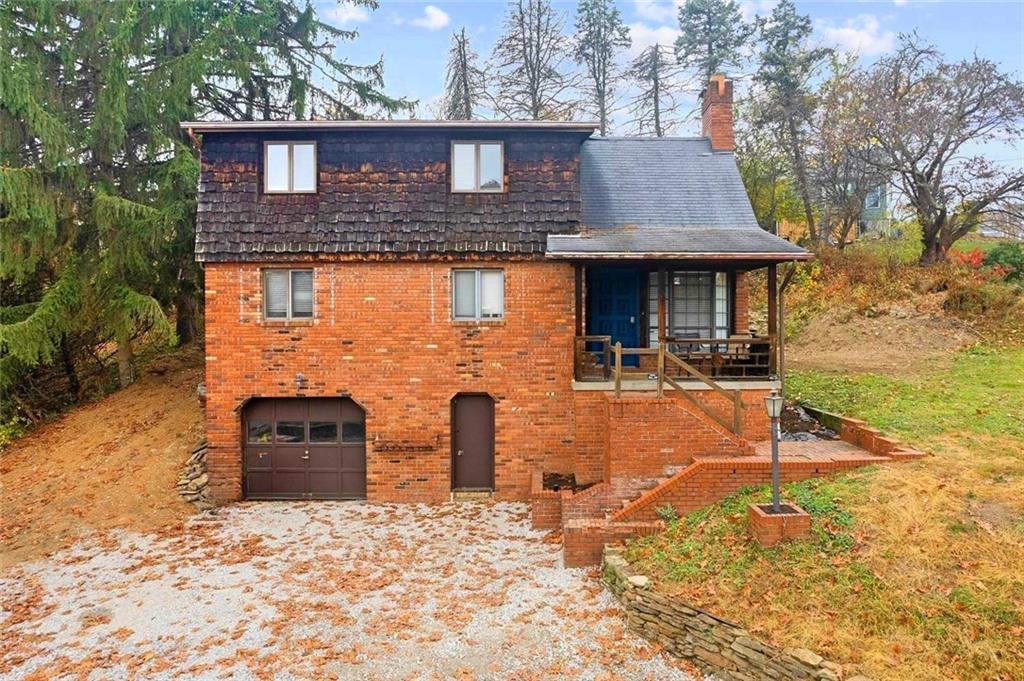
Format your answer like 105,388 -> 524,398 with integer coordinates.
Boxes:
243,398 -> 366,500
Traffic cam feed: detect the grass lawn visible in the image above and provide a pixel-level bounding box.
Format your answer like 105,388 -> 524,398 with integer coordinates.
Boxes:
624,345 -> 1024,681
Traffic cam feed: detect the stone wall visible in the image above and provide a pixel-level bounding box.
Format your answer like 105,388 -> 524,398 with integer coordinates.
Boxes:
603,547 -> 862,681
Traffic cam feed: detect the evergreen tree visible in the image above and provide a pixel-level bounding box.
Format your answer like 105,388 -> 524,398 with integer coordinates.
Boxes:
490,0 -> 578,120
573,0 -> 630,135
675,0 -> 751,82
442,28 -> 486,120
626,44 -> 688,137
0,1 -> 410,415
753,0 -> 830,241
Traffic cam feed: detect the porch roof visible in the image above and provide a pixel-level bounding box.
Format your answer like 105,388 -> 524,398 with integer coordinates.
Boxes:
547,137 -> 810,262
545,227 -> 811,261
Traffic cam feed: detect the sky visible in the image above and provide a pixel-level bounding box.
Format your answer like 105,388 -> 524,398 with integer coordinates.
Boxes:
314,0 -> 1024,161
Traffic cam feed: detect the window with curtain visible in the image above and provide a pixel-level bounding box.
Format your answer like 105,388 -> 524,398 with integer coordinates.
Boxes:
263,269 -> 314,320
647,271 -> 730,346
452,269 -> 504,320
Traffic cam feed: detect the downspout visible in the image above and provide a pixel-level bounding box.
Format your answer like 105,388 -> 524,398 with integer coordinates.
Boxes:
778,263 -> 797,398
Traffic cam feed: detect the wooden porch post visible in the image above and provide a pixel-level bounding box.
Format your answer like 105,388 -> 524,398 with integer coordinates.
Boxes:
767,263 -> 778,376
657,268 -> 667,344
657,268 -> 667,397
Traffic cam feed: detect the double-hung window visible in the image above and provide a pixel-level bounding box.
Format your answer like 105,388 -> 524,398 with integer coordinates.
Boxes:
451,141 -> 504,192
452,269 -> 504,320
263,269 -> 314,320
264,141 -> 317,193
647,271 -> 731,346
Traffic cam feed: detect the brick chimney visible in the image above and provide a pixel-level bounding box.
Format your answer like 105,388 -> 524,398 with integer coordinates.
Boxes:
701,74 -> 734,152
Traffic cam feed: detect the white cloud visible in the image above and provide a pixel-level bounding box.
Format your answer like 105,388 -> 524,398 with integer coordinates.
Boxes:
893,0 -> 909,6
633,0 -> 680,24
627,21 -> 680,58
411,5 -> 450,31
739,0 -> 778,22
323,1 -> 370,26
816,14 -> 896,56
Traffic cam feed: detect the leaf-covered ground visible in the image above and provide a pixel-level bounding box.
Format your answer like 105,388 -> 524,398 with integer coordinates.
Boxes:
1,502 -> 699,681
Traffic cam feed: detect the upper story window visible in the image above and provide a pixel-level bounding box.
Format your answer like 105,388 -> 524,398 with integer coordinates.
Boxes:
264,142 -> 317,193
263,269 -> 313,320
865,185 -> 882,209
451,141 -> 503,193
452,269 -> 504,320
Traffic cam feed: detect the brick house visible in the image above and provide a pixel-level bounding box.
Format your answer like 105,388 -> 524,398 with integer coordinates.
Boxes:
184,75 -> 810,510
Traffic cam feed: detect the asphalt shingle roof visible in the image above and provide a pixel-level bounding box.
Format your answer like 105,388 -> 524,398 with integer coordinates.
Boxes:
546,137 -> 809,259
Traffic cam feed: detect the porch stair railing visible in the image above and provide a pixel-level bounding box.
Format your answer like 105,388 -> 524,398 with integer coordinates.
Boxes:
601,341 -> 743,437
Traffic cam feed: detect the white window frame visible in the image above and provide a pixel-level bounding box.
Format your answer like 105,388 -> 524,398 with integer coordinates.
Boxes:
263,269 -> 314,320
452,269 -> 505,320
263,141 -> 318,194
450,140 -> 504,193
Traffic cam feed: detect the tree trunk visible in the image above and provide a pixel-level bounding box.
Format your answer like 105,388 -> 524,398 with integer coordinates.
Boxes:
919,222 -> 946,265
59,338 -> 81,398
116,337 -> 136,388
175,284 -> 198,346
786,118 -> 817,242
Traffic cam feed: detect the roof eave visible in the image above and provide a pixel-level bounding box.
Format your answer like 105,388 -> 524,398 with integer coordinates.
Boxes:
544,251 -> 814,262
179,120 -> 600,133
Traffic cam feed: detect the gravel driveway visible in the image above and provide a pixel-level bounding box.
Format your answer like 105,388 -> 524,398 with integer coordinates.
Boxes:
1,502 -> 697,680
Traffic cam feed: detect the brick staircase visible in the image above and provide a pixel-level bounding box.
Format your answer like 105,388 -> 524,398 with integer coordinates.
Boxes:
533,396 -> 929,567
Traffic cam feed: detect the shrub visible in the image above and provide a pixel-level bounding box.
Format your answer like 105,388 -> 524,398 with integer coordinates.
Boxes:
944,279 -> 1019,316
983,243 -> 1024,283
655,504 -> 679,522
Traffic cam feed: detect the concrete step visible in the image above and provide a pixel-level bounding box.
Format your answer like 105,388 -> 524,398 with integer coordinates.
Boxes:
451,490 -> 493,502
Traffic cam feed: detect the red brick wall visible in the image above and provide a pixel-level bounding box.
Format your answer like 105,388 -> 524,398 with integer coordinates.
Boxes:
563,519 -> 663,567
611,455 -> 874,524
701,75 -> 734,152
605,394 -> 747,478
571,391 -> 607,484
204,259 -> 577,503
734,271 -> 750,334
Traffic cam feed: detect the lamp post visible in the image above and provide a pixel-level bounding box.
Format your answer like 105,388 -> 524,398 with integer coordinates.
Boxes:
764,389 -> 785,513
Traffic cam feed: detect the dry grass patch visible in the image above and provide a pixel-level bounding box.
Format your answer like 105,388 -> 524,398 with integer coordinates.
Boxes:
625,345 -> 1024,681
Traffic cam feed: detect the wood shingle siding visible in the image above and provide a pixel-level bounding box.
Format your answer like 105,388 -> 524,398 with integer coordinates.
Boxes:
196,131 -> 584,262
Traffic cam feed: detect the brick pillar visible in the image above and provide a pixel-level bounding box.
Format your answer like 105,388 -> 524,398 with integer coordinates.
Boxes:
701,74 -> 734,152
733,271 -> 749,334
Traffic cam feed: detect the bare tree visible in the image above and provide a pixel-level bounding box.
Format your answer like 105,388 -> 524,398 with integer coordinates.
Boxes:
573,0 -> 630,135
626,44 -> 689,137
490,0 -> 578,120
442,28 -> 486,120
810,56 -> 888,245
854,35 -> 1024,263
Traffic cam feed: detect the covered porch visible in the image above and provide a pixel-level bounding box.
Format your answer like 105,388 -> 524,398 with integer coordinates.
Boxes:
569,258 -> 798,381
561,255 -> 809,438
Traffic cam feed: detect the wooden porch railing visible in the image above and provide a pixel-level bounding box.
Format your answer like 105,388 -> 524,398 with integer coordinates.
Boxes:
574,336 -> 747,437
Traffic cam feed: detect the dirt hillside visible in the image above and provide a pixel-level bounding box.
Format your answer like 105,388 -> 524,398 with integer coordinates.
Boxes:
1,349 -> 204,567
786,294 -> 981,375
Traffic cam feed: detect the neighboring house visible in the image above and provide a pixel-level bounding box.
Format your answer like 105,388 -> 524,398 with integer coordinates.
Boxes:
184,75 -> 810,507
778,182 -> 893,243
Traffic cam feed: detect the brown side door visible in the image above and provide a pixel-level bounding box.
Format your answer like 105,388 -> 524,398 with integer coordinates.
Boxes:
243,397 -> 366,500
452,394 -> 494,491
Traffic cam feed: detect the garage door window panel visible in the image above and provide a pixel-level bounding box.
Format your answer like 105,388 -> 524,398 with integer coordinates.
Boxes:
275,421 -> 305,442
309,421 -> 338,443
247,420 -> 272,443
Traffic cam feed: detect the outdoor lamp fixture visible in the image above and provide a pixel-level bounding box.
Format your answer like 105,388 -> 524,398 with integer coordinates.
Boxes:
764,389 -> 785,513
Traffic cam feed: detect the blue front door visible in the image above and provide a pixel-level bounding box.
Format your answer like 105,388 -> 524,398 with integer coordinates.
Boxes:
587,268 -> 641,367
